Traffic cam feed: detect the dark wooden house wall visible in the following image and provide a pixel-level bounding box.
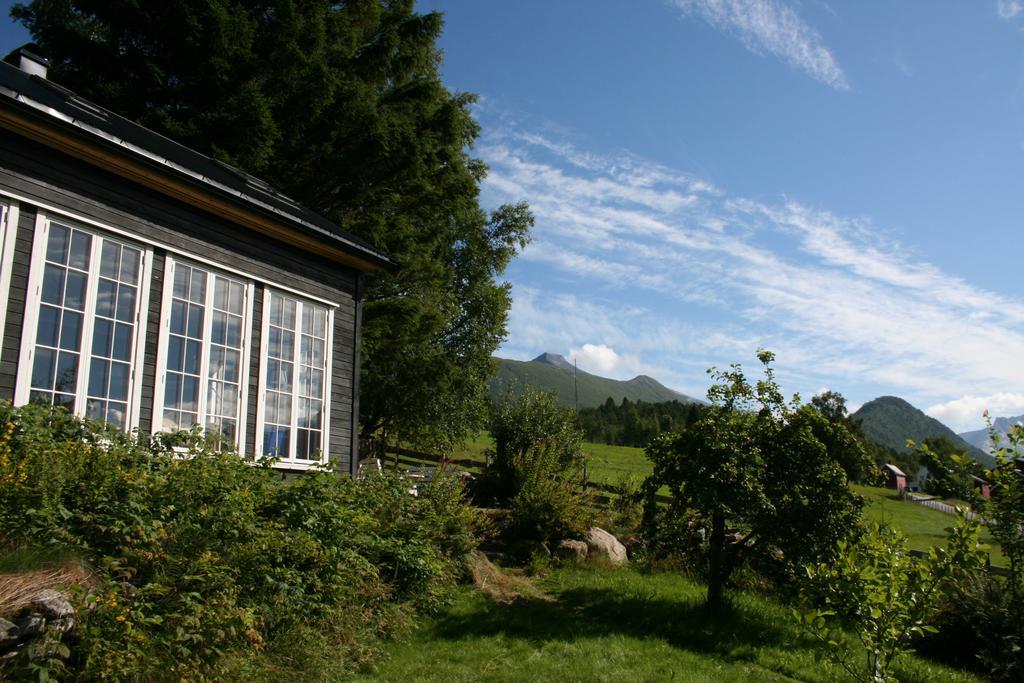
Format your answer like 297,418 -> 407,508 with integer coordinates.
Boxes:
0,130 -> 363,473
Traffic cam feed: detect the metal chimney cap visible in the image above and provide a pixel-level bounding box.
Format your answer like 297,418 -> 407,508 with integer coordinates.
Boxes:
4,43 -> 49,79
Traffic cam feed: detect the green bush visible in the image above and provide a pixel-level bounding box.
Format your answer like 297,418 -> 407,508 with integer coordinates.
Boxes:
0,402 -> 479,681
482,388 -> 592,549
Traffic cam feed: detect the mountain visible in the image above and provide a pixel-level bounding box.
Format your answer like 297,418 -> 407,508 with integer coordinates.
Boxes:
959,414 -> 1024,454
489,353 -> 701,409
852,396 -> 995,467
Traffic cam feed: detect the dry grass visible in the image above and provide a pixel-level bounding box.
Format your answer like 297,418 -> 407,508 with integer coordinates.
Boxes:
0,564 -> 93,617
468,551 -> 551,604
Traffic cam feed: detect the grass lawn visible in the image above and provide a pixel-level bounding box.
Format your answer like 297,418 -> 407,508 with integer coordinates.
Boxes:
854,485 -> 1005,566
354,566 -> 980,683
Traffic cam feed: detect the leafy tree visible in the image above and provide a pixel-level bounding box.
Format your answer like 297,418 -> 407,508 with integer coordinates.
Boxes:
12,0 -> 533,452
642,351 -> 863,610
915,436 -> 980,500
810,390 -> 878,484
798,515 -> 987,682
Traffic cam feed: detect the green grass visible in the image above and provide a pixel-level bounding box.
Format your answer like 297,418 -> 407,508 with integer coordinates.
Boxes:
354,566 -> 980,683
854,485 -> 1004,566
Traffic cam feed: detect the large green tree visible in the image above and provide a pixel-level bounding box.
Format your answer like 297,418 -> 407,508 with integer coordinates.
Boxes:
12,0 -> 532,450
642,351 -> 863,610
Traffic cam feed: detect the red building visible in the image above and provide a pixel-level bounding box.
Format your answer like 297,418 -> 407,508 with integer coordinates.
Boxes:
883,464 -> 908,493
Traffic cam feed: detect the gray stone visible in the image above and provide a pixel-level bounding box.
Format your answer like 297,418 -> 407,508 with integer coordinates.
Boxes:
0,617 -> 17,652
585,527 -> 628,564
32,589 -> 75,620
16,613 -> 45,637
556,539 -> 588,560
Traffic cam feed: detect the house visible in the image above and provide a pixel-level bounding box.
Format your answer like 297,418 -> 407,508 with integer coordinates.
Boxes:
970,474 -> 992,499
0,45 -> 394,474
882,463 -> 908,493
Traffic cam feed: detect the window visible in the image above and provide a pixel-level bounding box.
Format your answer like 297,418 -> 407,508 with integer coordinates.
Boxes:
153,257 -> 253,451
16,217 -> 149,428
258,290 -> 331,464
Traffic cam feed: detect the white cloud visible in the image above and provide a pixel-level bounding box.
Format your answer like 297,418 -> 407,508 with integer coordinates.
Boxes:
926,394 -> 1024,433
670,0 -> 849,89
570,343 -> 636,377
998,0 -> 1024,20
482,121 -> 1024,429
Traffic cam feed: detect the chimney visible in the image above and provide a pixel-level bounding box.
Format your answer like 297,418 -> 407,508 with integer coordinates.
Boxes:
4,43 -> 49,79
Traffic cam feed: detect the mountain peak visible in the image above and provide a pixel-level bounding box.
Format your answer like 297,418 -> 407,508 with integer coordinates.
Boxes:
531,352 -> 575,372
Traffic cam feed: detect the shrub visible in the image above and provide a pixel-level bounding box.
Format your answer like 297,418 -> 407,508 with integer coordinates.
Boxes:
0,402 -> 479,680
481,388 -> 592,549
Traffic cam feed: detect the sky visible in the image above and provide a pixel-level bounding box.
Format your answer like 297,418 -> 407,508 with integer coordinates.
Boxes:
2,2 -> 1024,431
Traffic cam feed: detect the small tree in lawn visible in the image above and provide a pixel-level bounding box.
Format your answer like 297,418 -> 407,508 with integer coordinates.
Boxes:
797,514 -> 987,682
642,350 -> 863,610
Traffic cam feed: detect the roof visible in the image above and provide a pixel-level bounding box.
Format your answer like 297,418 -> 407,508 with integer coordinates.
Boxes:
883,463 -> 907,478
0,48 -> 395,272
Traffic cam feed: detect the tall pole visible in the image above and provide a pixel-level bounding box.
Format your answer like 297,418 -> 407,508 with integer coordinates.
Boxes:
574,357 -> 579,414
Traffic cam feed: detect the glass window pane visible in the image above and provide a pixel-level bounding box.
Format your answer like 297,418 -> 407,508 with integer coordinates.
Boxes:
112,323 -> 132,362
31,348 -> 56,389
41,264 -> 65,306
214,278 -> 228,311
267,359 -> 280,391
120,248 -> 140,284
167,336 -> 183,372
226,316 -> 242,347
36,305 -> 59,347
279,361 -> 293,393
69,232 -> 91,270
297,429 -> 310,460
277,391 -> 291,423
223,349 -> 240,384
163,410 -> 179,431
96,280 -> 117,317
281,330 -> 294,359
187,304 -> 203,339
302,306 -> 312,335
86,399 -> 104,421
208,346 -> 224,380
109,363 -> 129,401
115,285 -> 136,322
64,271 -> 87,311
165,373 -> 181,408
310,368 -> 324,400
100,242 -> 120,279
268,327 -> 281,358
270,295 -> 282,326
106,403 -> 126,428
59,311 -> 82,351
314,308 -> 326,337
184,339 -> 201,375
283,299 -> 296,327
88,358 -> 108,397
181,376 -> 198,411
300,336 -> 312,366
92,319 -> 113,357
228,282 -> 244,315
189,269 -> 206,304
53,393 -> 75,410
46,224 -> 70,264
211,311 -> 226,345
170,300 -> 186,335
173,264 -> 189,299
55,351 -> 78,393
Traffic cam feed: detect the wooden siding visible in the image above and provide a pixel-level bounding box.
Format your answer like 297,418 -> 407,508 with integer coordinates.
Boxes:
0,131 -> 362,473
0,204 -> 35,398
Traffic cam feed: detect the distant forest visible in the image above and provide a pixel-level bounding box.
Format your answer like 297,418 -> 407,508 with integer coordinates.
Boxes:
578,398 -> 706,448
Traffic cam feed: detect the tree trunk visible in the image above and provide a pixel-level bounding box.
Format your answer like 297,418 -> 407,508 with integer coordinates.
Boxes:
707,508 -> 726,611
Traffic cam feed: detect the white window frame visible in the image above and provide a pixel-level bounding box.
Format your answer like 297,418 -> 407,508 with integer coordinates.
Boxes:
14,212 -> 153,429
0,201 -> 20,353
256,288 -> 334,469
151,255 -> 255,453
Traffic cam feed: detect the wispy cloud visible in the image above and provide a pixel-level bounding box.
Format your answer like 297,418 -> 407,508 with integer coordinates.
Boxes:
998,0 -> 1024,20
927,393 -> 1024,433
480,121 -> 1024,430
670,0 -> 849,89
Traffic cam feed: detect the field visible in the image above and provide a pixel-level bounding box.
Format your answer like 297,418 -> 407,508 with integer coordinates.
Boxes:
440,437 -> 1004,561
354,565 -> 980,683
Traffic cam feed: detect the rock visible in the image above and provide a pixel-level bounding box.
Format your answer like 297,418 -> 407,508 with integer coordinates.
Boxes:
0,617 -> 17,653
16,614 -> 45,638
556,539 -> 588,560
32,590 -> 74,621
585,527 -> 628,564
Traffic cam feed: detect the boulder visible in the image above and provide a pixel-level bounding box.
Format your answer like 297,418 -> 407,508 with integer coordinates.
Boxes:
556,539 -> 588,561
585,527 -> 628,564
0,617 -> 17,653
32,590 -> 74,621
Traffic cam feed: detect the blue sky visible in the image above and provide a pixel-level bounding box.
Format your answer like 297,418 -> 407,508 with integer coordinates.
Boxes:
3,2 -> 1024,431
